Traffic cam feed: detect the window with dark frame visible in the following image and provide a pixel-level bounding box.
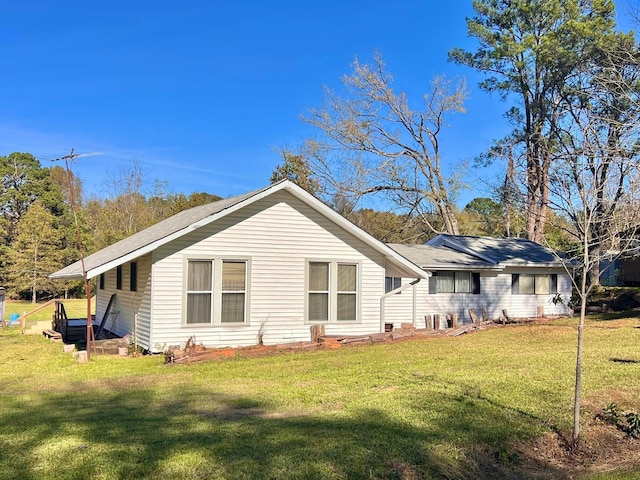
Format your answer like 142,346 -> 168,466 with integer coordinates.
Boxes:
99,273 -> 105,290
429,271 -> 480,294
130,262 -> 137,292
511,274 -> 558,295
116,265 -> 122,290
385,276 -> 402,294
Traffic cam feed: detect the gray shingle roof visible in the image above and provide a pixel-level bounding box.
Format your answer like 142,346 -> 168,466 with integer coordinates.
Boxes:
388,234 -> 568,272
427,234 -> 567,266
50,185 -> 271,279
387,244 -> 496,269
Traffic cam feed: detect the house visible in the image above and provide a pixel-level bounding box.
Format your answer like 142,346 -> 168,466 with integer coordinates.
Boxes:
50,181 -> 427,352
385,234 -> 573,326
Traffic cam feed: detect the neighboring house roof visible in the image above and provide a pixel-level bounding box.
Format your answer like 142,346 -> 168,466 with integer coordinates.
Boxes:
387,244 -> 500,271
389,234 -> 569,272
50,180 -> 428,281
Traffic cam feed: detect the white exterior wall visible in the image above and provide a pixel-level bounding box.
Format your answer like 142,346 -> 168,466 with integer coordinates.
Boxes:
95,253 -> 152,346
147,191 -> 389,350
385,268 -> 572,328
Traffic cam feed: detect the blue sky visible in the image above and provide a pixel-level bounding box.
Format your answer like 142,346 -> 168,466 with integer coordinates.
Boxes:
1,1 -> 516,207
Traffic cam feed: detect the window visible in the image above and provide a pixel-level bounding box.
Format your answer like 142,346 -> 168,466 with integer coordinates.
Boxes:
130,262 -> 137,292
430,271 -> 480,294
385,276 -> 401,293
512,274 -> 557,295
307,261 -> 359,323
116,265 -> 122,290
99,273 -> 105,290
337,264 -> 357,321
308,262 -> 329,322
185,259 -> 248,325
221,261 -> 246,324
186,260 -> 212,324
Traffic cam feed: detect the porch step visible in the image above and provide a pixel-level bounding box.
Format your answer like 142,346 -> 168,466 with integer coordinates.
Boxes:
42,329 -> 62,341
26,320 -> 53,335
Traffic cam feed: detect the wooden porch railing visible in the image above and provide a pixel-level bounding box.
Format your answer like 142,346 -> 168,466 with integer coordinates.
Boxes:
19,299 -> 57,334
53,301 -> 69,340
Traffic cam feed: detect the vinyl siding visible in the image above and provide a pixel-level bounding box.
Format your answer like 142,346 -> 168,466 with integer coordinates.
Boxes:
148,191 -> 389,349
385,268 -> 572,327
96,253 -> 152,346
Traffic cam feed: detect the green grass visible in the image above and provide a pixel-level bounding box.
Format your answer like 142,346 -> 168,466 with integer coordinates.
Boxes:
5,298 -> 95,329
1,314 -> 639,479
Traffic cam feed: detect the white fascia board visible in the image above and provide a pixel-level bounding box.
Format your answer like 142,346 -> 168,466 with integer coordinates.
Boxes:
420,264 -> 504,272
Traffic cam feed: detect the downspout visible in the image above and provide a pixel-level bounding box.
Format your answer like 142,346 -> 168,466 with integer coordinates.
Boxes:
380,278 -> 422,333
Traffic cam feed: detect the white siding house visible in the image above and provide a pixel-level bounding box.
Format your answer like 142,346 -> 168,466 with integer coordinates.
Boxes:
50,181 -> 427,351
386,235 -> 573,326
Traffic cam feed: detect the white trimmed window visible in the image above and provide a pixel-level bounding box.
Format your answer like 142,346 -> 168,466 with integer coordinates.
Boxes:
308,262 -> 329,322
185,259 -> 248,325
307,261 -> 359,323
221,260 -> 246,324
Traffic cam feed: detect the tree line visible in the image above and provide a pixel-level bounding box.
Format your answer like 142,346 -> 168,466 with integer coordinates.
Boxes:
0,148 -> 553,303
0,155 -> 221,302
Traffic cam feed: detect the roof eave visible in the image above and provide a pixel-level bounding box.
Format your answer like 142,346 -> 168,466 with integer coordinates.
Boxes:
282,183 -> 428,279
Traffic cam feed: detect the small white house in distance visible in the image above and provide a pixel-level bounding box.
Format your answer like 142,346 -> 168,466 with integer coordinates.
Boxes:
50,181 -> 427,352
386,234 -> 573,327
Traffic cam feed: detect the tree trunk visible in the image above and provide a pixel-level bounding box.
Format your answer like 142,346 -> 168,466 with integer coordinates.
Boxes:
573,238 -> 590,448
588,243 -> 601,287
573,293 -> 587,448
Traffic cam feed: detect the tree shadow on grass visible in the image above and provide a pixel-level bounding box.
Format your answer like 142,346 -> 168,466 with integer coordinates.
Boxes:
0,384 -> 568,480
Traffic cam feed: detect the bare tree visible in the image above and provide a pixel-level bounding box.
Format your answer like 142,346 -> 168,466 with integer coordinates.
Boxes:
555,32 -> 640,286
548,32 -> 640,445
303,53 -> 467,235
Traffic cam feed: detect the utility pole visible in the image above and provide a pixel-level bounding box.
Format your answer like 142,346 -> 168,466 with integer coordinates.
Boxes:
52,149 -> 95,359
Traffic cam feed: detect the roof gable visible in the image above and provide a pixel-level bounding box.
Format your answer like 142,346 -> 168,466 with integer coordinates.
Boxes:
51,181 -> 427,280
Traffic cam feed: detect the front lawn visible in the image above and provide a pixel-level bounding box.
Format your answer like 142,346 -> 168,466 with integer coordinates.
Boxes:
0,315 -> 639,479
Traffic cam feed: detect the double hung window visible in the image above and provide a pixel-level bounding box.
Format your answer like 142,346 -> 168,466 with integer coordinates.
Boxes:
185,259 -> 248,325
307,261 -> 359,323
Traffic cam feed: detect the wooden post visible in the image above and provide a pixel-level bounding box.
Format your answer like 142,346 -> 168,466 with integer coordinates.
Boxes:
537,306 -> 544,319
311,325 -> 325,342
451,313 -> 458,328
468,309 -> 479,325
434,314 -> 441,330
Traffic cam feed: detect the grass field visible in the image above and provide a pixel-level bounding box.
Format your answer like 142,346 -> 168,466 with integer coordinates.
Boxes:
0,303 -> 639,479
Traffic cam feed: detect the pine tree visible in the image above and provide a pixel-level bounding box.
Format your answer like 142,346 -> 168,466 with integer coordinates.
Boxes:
9,202 -> 63,302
